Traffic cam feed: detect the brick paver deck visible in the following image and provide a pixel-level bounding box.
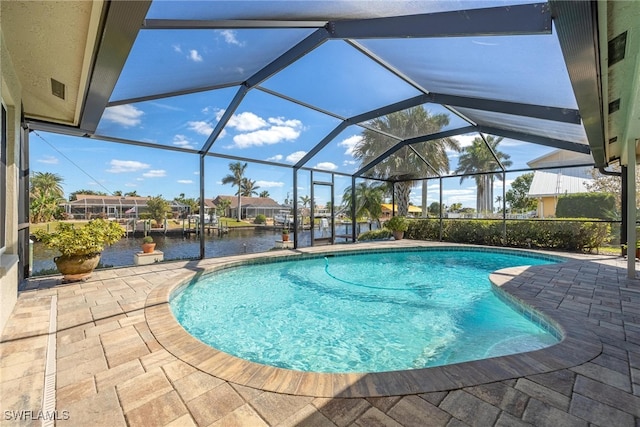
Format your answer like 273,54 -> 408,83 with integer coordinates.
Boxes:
1,241 -> 639,426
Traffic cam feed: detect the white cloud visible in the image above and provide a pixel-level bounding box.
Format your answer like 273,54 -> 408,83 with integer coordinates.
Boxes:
103,105 -> 144,127
189,49 -> 203,62
173,134 -> 195,149
107,159 -> 150,173
442,188 -> 477,206
255,180 -> 284,188
214,109 -> 225,121
315,162 -> 338,171
187,121 -> 213,136
177,180 -> 193,184
37,155 -> 58,164
218,30 -> 245,46
269,117 -> 302,128
452,133 -> 477,148
124,183 -> 137,188
142,169 -> 166,178
216,110 -> 303,148
286,151 -> 306,163
172,44 -> 182,53
338,134 -> 363,156
233,126 -> 300,148
343,159 -> 357,166
136,178 -> 144,181
228,111 -> 267,132
266,154 -> 283,162
493,179 -> 514,190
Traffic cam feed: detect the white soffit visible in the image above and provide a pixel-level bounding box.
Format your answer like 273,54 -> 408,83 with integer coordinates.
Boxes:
1,0 -> 104,126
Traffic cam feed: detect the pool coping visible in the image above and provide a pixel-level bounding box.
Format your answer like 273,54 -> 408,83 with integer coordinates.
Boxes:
144,245 -> 602,398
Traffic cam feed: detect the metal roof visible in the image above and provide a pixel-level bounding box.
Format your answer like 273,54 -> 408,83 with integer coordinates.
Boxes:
527,168 -> 594,198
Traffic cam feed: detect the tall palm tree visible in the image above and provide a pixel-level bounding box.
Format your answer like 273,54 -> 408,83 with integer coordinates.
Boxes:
342,182 -> 385,226
240,178 -> 260,197
221,162 -> 247,221
30,172 -> 65,223
455,135 -> 512,214
31,172 -> 64,199
299,195 -> 311,226
352,106 -> 460,216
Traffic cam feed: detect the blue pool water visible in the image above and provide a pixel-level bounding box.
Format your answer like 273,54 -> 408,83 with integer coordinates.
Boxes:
171,249 -> 561,373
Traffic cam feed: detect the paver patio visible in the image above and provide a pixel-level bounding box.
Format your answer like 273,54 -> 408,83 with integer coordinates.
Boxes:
1,241 -> 639,426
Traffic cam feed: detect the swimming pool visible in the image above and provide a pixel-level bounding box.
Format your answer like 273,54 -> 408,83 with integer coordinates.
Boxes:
170,248 -> 562,373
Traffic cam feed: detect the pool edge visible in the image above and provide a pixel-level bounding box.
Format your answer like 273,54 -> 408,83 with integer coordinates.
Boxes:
144,244 -> 602,398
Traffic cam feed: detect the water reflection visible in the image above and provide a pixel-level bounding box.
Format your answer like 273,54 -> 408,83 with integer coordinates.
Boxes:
31,223 -> 377,275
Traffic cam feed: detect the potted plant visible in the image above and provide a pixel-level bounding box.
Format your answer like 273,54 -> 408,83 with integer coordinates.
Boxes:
282,228 -> 290,242
142,235 -> 156,253
621,241 -> 640,259
384,216 -> 408,240
34,219 -> 125,282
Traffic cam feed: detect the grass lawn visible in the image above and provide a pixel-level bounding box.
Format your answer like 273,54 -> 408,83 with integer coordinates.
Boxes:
30,217 -> 261,234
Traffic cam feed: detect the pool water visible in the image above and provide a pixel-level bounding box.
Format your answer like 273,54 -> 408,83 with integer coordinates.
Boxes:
171,249 -> 560,373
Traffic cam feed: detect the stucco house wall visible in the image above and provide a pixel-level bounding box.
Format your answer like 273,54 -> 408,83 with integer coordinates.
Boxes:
0,20 -> 23,333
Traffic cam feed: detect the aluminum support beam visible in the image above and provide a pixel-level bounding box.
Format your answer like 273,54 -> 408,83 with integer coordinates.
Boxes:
199,155 -> 205,259
200,85 -> 249,154
143,19 -> 327,29
426,92 -> 581,125
479,133 -> 505,171
80,1 -> 152,131
330,3 -> 551,39
476,126 -> 591,154
354,126 -> 476,177
246,28 -> 329,87
550,0 -> 606,166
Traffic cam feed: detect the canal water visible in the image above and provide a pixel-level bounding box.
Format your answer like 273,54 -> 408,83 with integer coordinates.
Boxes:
31,223 -> 377,275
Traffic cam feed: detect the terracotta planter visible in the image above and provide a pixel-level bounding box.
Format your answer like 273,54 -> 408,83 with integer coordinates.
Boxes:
142,243 -> 156,253
282,234 -> 289,242
392,231 -> 405,240
54,254 -> 101,282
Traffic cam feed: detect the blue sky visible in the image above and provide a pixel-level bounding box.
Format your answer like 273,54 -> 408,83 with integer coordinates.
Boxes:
32,10 -> 586,210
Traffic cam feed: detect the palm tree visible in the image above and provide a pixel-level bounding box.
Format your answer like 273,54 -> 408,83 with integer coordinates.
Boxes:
31,172 -> 64,199
30,172 -> 65,223
216,198 -> 232,217
455,135 -> 512,214
342,182 -> 385,226
259,190 -> 270,198
299,195 -> 311,226
240,178 -> 260,197
352,106 -> 460,216
221,162 -> 247,221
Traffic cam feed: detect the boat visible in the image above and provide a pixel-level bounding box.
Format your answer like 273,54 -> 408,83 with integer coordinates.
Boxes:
274,210 -> 293,226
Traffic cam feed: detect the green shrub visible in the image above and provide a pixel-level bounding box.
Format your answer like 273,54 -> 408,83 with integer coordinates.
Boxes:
383,216 -> 408,232
254,214 -> 267,224
406,218 -> 611,253
358,229 -> 392,241
34,219 -> 125,257
556,193 -> 617,220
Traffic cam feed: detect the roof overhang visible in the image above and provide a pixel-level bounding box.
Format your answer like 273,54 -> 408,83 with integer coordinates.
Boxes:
1,0 -> 106,126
